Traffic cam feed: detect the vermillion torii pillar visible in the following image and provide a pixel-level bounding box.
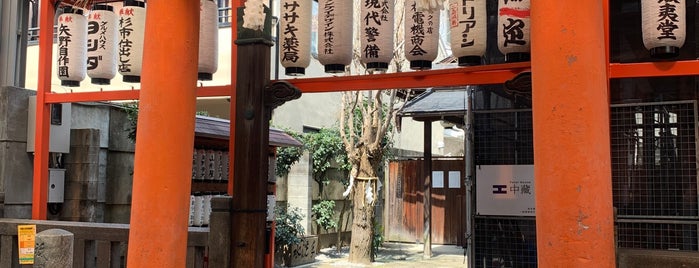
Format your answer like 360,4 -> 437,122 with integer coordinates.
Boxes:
531,1 -> 616,266
126,1 -> 200,267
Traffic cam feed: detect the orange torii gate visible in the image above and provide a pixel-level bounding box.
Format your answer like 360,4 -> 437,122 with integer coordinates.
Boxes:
30,0 -> 699,267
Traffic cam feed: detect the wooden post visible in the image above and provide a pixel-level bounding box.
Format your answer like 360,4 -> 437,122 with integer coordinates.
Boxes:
208,196 -> 232,267
531,0 -> 616,266
230,7 -> 300,267
423,121 -> 432,258
126,1 -> 200,267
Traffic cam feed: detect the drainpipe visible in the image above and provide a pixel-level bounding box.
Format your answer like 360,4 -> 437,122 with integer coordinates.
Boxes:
464,87 -> 475,268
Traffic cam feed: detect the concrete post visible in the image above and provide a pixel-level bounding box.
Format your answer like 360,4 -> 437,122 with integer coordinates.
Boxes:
531,0 -> 616,266
34,229 -> 73,268
125,1 -> 200,266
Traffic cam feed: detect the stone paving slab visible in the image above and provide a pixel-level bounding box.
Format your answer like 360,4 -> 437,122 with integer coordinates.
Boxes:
294,242 -> 468,268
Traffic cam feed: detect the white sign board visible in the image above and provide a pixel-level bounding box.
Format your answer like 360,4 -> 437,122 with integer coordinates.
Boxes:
476,165 -> 535,216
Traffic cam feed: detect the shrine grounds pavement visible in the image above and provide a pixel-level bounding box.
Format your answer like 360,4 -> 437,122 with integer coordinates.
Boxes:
296,242 -> 467,267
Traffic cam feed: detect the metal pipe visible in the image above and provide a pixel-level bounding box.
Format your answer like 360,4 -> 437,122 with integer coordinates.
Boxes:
464,87 -> 475,268
32,0 -> 56,220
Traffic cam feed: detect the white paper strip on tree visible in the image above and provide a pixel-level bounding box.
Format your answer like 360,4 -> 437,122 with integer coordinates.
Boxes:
118,0 -> 146,83
448,0 -> 486,66
360,0 -> 394,72
87,4 -> 118,85
199,0 -> 219,81
57,7 -> 87,87
405,0 -> 440,70
280,0 -> 312,76
497,0 -> 530,63
641,0 -> 686,59
318,0 -> 353,73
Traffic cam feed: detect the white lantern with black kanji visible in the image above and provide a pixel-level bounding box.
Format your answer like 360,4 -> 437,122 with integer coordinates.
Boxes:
56,7 -> 87,87
87,4 -> 118,85
497,0 -> 530,63
318,0 -> 353,73
642,0 -> 686,59
199,0 -> 219,81
280,0 -> 312,76
118,0 -> 146,83
360,0 -> 394,72
405,0 -> 440,70
448,0 -> 486,66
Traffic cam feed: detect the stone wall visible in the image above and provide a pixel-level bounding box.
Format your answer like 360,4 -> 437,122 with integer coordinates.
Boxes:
0,86 -> 35,218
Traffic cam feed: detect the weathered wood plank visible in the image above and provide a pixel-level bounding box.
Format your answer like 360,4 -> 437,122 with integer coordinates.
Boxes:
73,238 -> 85,268
96,240 -> 111,268
186,246 -> 195,268
1,235 -> 13,268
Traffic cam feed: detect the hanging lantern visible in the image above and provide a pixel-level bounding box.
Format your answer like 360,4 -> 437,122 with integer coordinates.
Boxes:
448,0 -> 486,66
497,0 -> 530,63
405,0 -> 440,70
118,0 -> 146,83
280,0 -> 312,76
199,0 -> 219,81
86,4 -> 118,85
642,0 -> 686,59
56,7 -> 87,87
360,0 -> 394,72
318,0 -> 353,73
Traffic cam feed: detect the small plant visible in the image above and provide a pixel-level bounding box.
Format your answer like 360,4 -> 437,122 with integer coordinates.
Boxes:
275,130 -> 304,177
372,222 -> 384,259
274,204 -> 306,257
311,200 -> 338,232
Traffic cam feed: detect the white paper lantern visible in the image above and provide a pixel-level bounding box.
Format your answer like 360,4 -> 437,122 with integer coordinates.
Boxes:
360,0 -> 394,72
497,0 -> 530,63
199,0 -> 219,80
56,7 -> 87,87
87,4 -> 118,85
405,0 -> 440,70
318,0 -> 353,73
280,0 -> 312,76
448,0 -> 486,66
118,0 -> 146,83
641,0 -> 686,59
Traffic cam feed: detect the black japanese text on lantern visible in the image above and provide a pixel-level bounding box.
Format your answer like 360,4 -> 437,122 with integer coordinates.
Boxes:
282,1 -> 301,63
57,16 -> 72,78
363,0 -> 390,59
119,8 -> 134,73
656,0 -> 680,40
500,0 -> 527,48
323,0 -> 335,55
87,13 -> 107,71
456,0 -> 476,48
408,2 -> 428,56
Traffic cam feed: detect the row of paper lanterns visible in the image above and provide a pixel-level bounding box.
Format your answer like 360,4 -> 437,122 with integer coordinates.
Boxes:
56,0 -> 218,87
280,0 -> 531,76
57,0 -> 686,86
282,0 -> 687,76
